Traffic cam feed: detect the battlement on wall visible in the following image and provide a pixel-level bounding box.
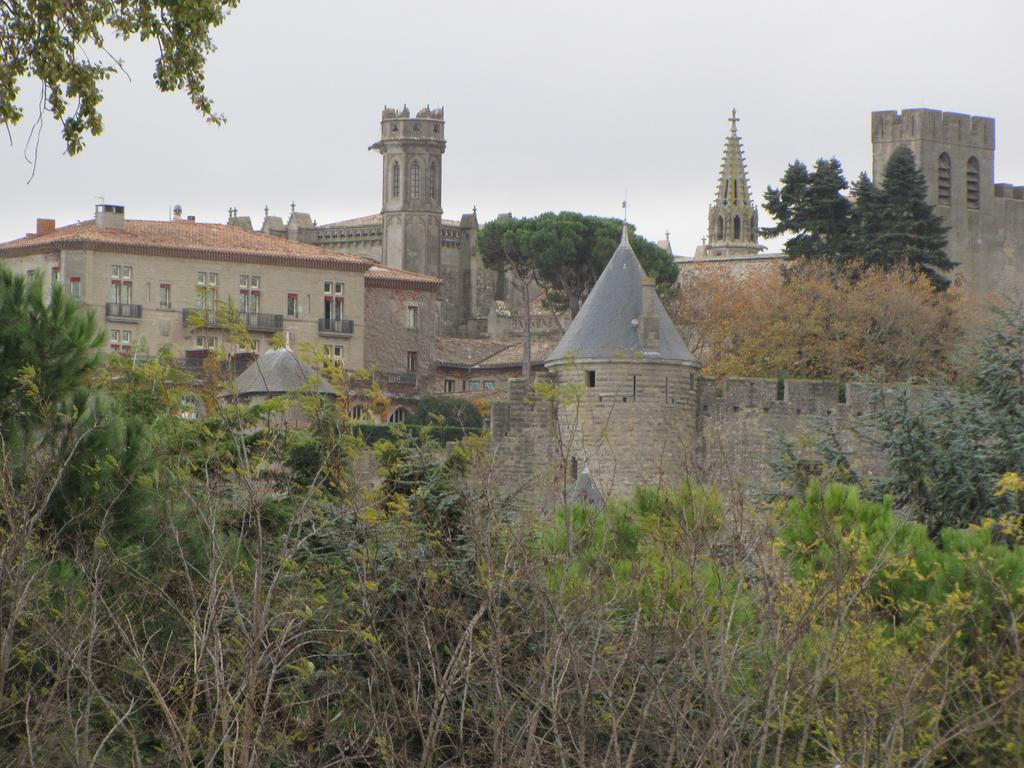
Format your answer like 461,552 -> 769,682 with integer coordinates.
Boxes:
994,184 -> 1024,201
872,109 -> 994,150
381,105 -> 444,121
698,376 -> 931,417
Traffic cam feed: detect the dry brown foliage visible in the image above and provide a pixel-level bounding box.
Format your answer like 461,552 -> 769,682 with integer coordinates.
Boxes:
673,260 -> 985,381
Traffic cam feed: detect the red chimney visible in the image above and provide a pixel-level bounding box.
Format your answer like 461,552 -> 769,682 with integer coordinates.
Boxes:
36,218 -> 55,236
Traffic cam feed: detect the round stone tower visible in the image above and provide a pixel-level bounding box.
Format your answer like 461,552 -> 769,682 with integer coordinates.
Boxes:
545,223 -> 700,499
369,105 -> 446,275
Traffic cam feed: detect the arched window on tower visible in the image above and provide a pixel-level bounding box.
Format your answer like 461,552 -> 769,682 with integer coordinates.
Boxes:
410,161 -> 421,199
733,215 -> 741,240
429,162 -> 437,200
966,156 -> 980,209
937,152 -> 951,206
716,216 -> 724,240
391,161 -> 400,198
732,179 -> 738,202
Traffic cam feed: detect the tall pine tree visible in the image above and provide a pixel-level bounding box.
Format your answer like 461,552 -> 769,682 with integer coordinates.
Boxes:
856,146 -> 955,289
762,158 -> 853,265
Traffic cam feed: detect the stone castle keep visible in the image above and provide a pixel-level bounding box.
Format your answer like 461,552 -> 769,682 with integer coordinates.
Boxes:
872,108 -> 1024,296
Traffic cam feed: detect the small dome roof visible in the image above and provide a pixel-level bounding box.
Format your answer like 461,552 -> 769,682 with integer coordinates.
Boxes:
547,225 -> 695,365
231,349 -> 336,397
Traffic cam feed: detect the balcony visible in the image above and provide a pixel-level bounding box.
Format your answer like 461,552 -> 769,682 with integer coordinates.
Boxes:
381,371 -> 417,387
182,308 -> 284,333
106,302 -> 143,321
318,317 -> 355,336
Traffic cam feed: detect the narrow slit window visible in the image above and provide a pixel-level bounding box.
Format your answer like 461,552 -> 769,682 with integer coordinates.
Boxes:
586,370 -> 596,388
966,156 -> 980,209
937,152 -> 951,206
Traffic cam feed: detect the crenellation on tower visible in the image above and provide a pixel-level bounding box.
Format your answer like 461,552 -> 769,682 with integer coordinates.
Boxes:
872,109 -> 995,150
870,107 -> 1024,296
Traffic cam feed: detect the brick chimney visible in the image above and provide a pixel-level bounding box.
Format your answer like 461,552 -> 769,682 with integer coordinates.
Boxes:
95,203 -> 125,230
35,218 -> 55,236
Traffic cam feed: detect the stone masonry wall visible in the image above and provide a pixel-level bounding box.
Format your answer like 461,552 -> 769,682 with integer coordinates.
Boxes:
699,377 -> 931,496
364,283 -> 438,392
551,360 -> 700,501
490,373 -> 934,511
489,377 -> 563,511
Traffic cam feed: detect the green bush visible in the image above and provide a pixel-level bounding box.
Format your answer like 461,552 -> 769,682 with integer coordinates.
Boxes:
410,396 -> 483,429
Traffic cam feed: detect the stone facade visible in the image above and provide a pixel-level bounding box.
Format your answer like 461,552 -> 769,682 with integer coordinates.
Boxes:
872,108 -> 1024,297
0,206 -> 437,378
364,267 -> 440,394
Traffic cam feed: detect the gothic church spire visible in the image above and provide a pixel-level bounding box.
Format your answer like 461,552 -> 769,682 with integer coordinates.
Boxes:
702,109 -> 763,259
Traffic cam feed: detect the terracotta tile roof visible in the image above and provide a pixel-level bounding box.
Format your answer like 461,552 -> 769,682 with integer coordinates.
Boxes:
320,214 -> 383,229
434,336 -> 511,367
0,219 -> 372,271
321,213 -> 465,229
476,336 -> 559,368
365,264 -> 441,290
433,335 -> 558,369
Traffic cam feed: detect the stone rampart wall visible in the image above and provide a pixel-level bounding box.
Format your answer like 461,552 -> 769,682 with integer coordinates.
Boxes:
490,373 -> 938,510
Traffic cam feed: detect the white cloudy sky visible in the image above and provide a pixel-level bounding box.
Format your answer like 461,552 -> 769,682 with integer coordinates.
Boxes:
2,0 -> 1023,254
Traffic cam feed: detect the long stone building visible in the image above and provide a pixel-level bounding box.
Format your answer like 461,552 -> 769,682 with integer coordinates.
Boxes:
0,203 -> 441,402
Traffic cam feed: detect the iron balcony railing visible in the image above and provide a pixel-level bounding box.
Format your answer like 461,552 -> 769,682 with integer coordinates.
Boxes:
381,371 -> 417,386
318,317 -> 355,336
182,308 -> 284,332
105,302 -> 143,320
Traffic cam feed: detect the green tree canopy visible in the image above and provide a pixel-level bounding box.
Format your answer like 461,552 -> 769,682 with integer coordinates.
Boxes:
0,267 -> 106,424
850,147 -> 955,288
762,158 -> 853,264
478,211 -> 677,319
763,150 -> 954,288
869,301 -> 1024,533
0,0 -> 239,156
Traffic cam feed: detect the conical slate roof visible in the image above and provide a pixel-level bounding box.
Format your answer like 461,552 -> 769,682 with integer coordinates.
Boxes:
546,225 -> 695,365
232,349 -> 337,397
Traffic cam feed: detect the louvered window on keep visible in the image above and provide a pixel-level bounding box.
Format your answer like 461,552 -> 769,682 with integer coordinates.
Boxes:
966,156 -> 980,209
410,161 -> 421,199
391,161 -> 400,198
937,153 -> 951,205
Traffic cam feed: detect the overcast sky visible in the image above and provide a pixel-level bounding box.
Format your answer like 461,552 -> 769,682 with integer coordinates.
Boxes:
2,0 -> 1023,254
